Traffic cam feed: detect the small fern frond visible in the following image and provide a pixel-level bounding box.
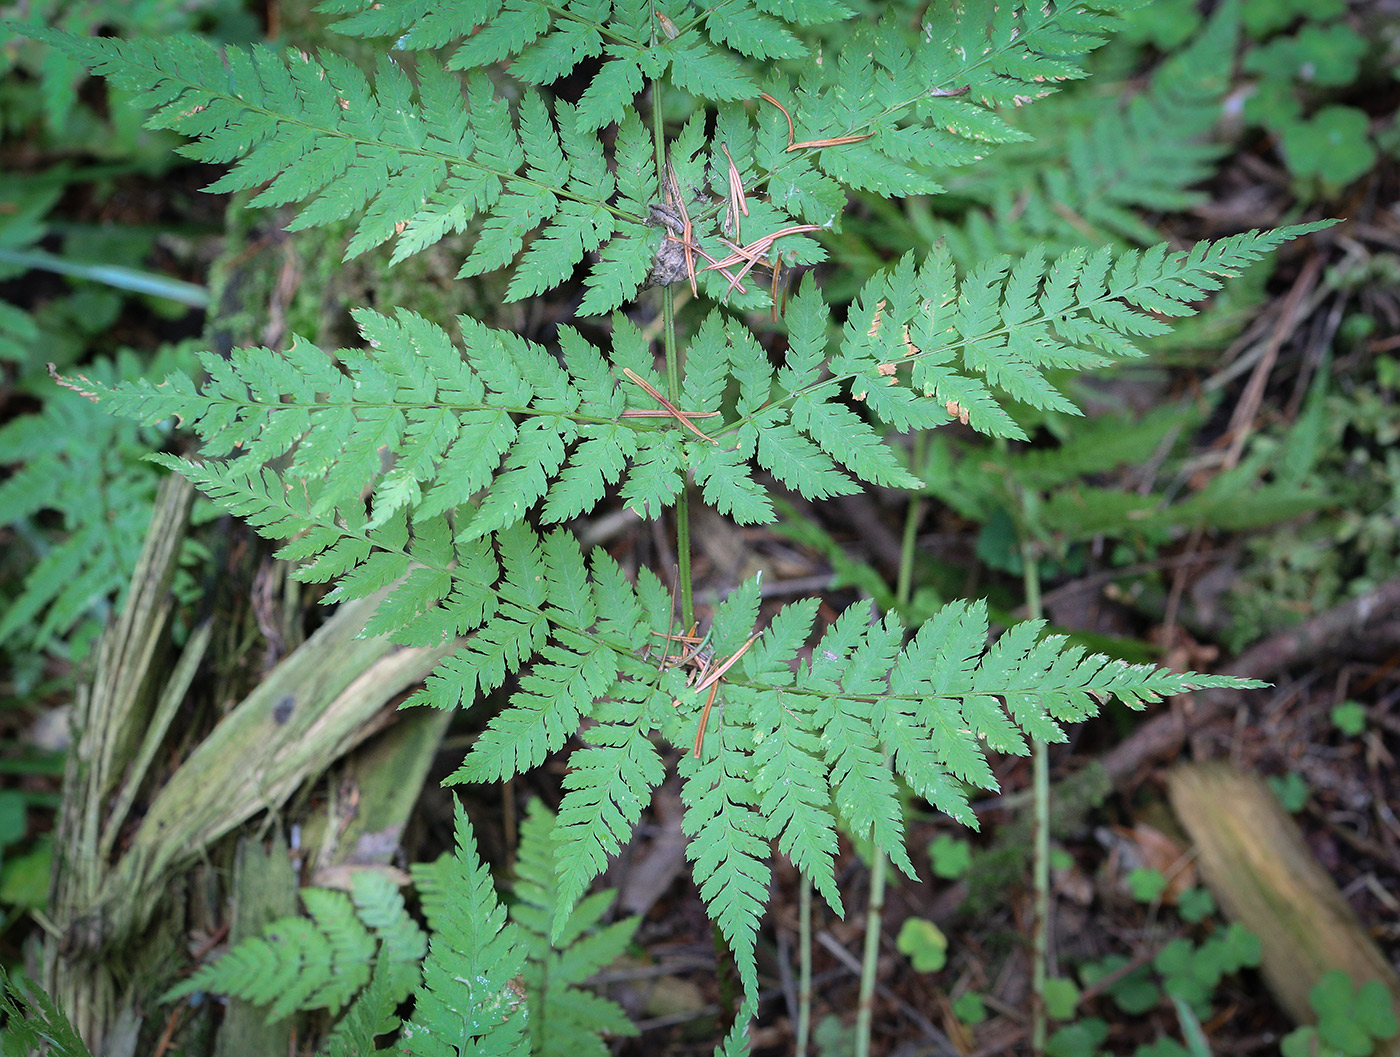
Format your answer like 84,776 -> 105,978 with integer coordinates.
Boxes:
0,345 -> 197,649
511,799 -> 638,1057
164,870 -> 425,1021
163,909 -> 345,1019
405,801 -> 529,1056
347,869 -> 430,1001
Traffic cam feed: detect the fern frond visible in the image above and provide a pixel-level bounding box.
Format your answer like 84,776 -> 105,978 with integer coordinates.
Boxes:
347,870 -> 430,1000
511,800 -> 638,1057
0,345 -> 197,649
551,707 -> 669,914
129,494 -> 1260,1029
87,309 -> 670,546
164,870 -> 425,1021
807,607 -> 915,878
85,293 -> 941,560
680,746 -> 771,1000
27,29 -> 647,311
703,0 -> 1134,250
742,598 -> 844,913
406,802 -> 530,1056
729,225 -> 1334,449
28,0 -> 1146,327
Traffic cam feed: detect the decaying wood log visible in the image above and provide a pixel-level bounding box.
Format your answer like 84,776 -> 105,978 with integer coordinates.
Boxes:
1167,762 -> 1400,1051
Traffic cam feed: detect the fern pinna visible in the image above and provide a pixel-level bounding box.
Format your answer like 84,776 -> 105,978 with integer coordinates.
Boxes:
28,0 -> 1319,1044
157,800 -> 637,1056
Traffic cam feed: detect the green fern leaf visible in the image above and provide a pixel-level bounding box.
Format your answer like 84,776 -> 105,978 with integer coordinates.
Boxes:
755,422 -> 859,499
455,641 -> 618,783
409,599 -> 547,711
662,38 -> 760,102
743,599 -> 844,912
680,745 -> 770,999
512,14 -> 606,86
298,888 -> 377,1013
93,308 -> 775,547
508,199 -> 614,300
575,53 -> 646,131
680,311 -> 731,413
691,440 -> 777,524
448,0 -> 551,71
0,968 -> 94,1057
164,914 -> 329,1017
163,872 -> 426,1024
28,28 -> 655,304
0,346 -> 198,649
348,870 -> 430,998
809,607 -> 915,877
778,225 -> 1337,452
702,2 -> 807,60
939,1 -> 1242,261
576,230 -> 659,316
553,720 -> 667,917
789,394 -> 921,490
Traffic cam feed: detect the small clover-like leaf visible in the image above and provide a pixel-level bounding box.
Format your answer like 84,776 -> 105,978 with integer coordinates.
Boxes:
1280,106 -> 1377,191
895,918 -> 948,973
928,834 -> 973,880
1043,976 -> 1082,1021
1331,700 -> 1367,736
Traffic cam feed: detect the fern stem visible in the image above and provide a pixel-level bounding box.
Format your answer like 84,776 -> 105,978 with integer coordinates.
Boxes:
855,443 -> 925,1056
1021,533 -> 1050,1057
854,850 -> 887,1057
896,434 -> 928,608
647,63 -> 721,1038
796,877 -> 813,1057
648,72 -> 694,629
